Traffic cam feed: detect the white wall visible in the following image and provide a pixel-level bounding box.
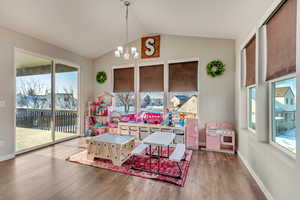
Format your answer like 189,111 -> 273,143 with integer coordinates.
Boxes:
93,34 -> 236,133
235,0 -> 300,199
0,26 -> 94,160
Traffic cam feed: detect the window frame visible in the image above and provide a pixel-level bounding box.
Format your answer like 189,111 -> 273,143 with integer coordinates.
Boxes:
268,73 -> 296,158
247,84 -> 256,133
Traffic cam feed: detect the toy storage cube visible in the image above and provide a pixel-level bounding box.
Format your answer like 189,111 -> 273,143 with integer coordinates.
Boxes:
161,128 -> 173,133
119,125 -> 129,134
139,127 -> 150,140
129,130 -> 139,138
150,127 -> 160,133
140,131 -> 150,140
129,126 -> 138,131
174,134 -> 185,144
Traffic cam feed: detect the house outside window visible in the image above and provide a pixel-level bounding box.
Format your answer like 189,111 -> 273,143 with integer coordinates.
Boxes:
140,92 -> 164,114
271,77 -> 296,154
169,92 -> 198,121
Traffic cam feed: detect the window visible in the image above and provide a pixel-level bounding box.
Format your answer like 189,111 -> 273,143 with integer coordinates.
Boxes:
114,92 -> 135,115
248,86 -> 256,130
113,67 -> 135,116
244,35 -> 256,132
285,98 -> 289,105
271,77 -> 296,154
169,92 -> 198,121
140,92 -> 164,114
266,0 -> 297,155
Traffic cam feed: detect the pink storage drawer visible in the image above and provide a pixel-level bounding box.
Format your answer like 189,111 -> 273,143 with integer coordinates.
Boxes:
206,134 -> 220,150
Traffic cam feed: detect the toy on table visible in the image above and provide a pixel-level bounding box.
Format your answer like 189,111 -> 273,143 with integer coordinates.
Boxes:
121,113 -> 138,122
164,108 -> 174,126
108,112 -> 121,133
84,127 -> 93,137
110,111 -> 121,124
179,113 -> 187,127
141,111 -> 163,124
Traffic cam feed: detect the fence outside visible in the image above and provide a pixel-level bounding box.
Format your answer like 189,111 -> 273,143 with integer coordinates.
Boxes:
16,108 -> 78,134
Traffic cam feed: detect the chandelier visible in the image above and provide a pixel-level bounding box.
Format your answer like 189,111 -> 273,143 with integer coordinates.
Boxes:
114,1 -> 139,60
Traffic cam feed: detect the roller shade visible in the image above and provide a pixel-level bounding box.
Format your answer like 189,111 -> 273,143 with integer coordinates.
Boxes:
266,0 -> 297,81
169,61 -> 198,92
245,36 -> 256,87
113,67 -> 134,93
139,64 -> 164,92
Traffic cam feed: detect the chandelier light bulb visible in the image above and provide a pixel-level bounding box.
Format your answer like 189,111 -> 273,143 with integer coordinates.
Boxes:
117,46 -> 123,54
131,47 -> 137,54
134,52 -> 139,59
124,52 -> 130,60
115,50 -> 121,57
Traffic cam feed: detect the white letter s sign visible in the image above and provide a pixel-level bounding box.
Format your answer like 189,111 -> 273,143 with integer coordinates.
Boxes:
145,38 -> 155,56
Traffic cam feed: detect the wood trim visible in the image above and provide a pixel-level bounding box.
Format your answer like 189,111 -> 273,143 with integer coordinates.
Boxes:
141,35 -> 160,59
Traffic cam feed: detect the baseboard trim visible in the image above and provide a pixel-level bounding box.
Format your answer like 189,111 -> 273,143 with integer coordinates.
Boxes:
237,151 -> 274,200
0,153 -> 15,161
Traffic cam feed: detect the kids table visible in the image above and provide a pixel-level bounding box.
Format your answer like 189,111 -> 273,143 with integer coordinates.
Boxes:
87,133 -> 135,166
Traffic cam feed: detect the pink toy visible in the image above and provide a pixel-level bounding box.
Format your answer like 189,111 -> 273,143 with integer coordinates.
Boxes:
142,112 -> 163,124
205,122 -> 235,154
185,118 -> 199,150
96,92 -> 113,106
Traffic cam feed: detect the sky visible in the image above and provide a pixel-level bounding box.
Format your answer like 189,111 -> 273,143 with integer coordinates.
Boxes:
16,71 -> 78,98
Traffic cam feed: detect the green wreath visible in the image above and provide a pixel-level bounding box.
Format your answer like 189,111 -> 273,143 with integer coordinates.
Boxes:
206,60 -> 225,77
96,71 -> 107,84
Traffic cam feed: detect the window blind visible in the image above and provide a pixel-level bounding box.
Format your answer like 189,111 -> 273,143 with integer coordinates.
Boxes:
139,64 -> 164,92
266,0 -> 297,81
113,67 -> 134,92
245,36 -> 256,87
169,61 -> 198,92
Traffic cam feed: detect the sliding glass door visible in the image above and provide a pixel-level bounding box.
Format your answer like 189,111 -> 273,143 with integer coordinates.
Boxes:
54,63 -> 79,141
15,50 -> 79,152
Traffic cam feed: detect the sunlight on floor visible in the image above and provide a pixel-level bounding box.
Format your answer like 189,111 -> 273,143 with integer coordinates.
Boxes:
16,127 -> 76,151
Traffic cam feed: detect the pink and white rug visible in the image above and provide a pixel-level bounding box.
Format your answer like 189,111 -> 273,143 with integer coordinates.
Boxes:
67,147 -> 192,186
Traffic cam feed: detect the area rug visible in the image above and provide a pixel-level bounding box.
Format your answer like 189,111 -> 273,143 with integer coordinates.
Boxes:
66,147 -> 192,186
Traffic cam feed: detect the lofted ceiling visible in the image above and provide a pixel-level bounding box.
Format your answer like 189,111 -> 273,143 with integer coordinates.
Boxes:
0,0 -> 276,59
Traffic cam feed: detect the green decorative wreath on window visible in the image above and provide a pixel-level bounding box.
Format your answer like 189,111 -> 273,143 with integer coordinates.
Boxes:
96,71 -> 107,84
206,60 -> 225,77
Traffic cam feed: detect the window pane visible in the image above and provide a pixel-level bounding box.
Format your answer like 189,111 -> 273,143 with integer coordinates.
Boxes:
272,77 -> 296,153
140,92 -> 164,114
169,92 -> 198,121
114,93 -> 135,115
248,87 -> 256,130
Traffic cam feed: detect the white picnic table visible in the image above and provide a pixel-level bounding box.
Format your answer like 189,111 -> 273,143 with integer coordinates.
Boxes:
142,132 -> 175,146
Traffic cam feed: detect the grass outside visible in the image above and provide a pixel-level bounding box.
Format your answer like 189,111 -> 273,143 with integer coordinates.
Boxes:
16,127 -> 76,151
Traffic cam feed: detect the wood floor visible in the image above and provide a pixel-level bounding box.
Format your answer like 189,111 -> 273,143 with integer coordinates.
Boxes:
0,139 -> 266,200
